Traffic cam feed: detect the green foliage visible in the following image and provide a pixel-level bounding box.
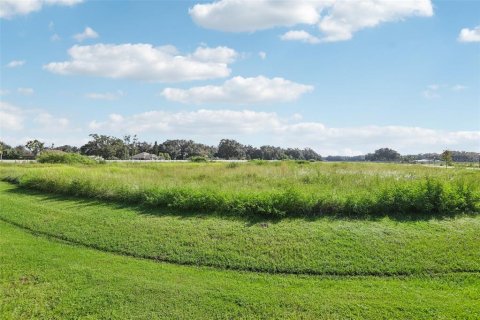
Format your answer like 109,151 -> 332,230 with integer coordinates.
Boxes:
189,156 -> 208,163
25,139 -> 45,157
1,180 -> 479,277
37,151 -> 97,164
441,150 -> 453,166
0,162 -> 478,218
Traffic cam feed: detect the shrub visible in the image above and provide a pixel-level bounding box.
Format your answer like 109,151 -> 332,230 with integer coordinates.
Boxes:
190,156 -> 208,163
37,151 -> 96,164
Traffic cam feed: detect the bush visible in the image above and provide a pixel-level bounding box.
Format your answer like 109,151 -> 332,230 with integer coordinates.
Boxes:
37,151 -> 96,164
189,156 -> 208,163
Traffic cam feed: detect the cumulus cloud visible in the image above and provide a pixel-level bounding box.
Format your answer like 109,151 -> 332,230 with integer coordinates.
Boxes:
280,30 -> 320,44
6,60 -> 25,68
88,109 -> 480,155
0,0 -> 83,19
0,101 -> 72,138
73,27 -> 99,42
17,88 -> 34,96
85,90 -> 124,101
190,0 -> 433,42
258,51 -> 267,60
161,76 -> 313,104
44,44 -> 237,82
0,101 -> 24,130
458,26 -> 480,43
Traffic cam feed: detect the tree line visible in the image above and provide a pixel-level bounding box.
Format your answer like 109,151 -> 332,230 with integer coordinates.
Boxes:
0,134 -> 322,161
0,136 -> 478,162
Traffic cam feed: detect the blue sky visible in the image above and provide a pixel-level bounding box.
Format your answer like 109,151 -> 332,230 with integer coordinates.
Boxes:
0,0 -> 479,155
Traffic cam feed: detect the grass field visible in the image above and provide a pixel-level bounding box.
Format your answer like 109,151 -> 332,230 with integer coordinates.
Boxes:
1,161 -> 478,217
1,162 -> 479,318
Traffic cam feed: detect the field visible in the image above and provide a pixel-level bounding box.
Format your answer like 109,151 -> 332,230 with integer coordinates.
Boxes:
1,161 -> 478,217
1,162 -> 479,319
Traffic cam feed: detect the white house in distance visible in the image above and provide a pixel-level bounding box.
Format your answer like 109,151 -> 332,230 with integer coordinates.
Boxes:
131,152 -> 159,160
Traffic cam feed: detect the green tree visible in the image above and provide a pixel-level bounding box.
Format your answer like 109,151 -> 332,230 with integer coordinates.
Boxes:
80,134 -> 126,159
217,139 -> 246,159
25,139 -> 45,157
365,148 -> 401,162
441,150 -> 453,167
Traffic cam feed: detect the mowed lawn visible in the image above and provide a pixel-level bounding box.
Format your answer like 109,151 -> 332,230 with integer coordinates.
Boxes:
1,179 -> 480,319
2,222 -> 480,319
0,162 -> 479,319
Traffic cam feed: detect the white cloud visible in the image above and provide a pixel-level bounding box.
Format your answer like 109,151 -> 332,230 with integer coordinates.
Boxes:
423,84 -> 468,99
17,88 -> 34,96
452,85 -> 467,92
0,101 -> 72,137
34,113 -> 69,129
0,89 -> 10,96
0,101 -> 24,131
190,0 -> 433,42
258,51 -> 266,59
161,76 -> 313,104
50,33 -> 61,42
88,108 -> 480,155
85,90 -> 124,101
6,60 -> 25,68
280,30 -> 320,44
0,0 -> 83,19
73,27 -> 99,42
458,26 -> 480,43
44,43 -> 237,82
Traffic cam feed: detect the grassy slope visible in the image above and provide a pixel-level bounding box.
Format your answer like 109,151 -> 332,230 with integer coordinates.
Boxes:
1,162 -> 478,217
0,182 -> 479,276
2,222 -> 480,319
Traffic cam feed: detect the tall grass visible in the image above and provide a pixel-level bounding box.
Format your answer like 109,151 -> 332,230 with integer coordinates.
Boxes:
0,162 -> 478,217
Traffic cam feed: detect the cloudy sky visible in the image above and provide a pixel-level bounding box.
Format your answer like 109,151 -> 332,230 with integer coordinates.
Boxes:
0,0 -> 479,155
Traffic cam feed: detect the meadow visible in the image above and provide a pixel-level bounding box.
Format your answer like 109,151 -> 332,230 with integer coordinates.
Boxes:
1,161 -> 479,318
0,161 -> 478,217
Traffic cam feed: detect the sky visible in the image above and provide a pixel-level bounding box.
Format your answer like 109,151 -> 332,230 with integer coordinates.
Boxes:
0,0 -> 479,156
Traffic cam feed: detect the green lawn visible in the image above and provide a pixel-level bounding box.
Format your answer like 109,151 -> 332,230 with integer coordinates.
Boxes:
2,222 -> 480,319
0,182 -> 479,276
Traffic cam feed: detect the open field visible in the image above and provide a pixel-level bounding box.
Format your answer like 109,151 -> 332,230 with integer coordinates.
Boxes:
0,182 -> 479,276
1,162 -> 479,318
1,161 -> 478,217
2,221 -> 480,319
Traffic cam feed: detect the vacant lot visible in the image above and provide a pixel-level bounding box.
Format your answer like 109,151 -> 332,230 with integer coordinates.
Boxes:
1,161 -> 478,217
0,162 -> 479,319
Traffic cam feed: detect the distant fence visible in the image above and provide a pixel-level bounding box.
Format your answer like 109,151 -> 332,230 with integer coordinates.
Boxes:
0,160 -> 37,163
0,159 -> 248,163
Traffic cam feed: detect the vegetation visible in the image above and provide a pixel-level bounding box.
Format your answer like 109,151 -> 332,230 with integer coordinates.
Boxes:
0,162 -> 478,217
1,161 -> 479,319
0,181 -> 478,276
441,150 -> 454,167
2,221 -> 479,319
37,151 -> 97,164
365,147 -> 401,162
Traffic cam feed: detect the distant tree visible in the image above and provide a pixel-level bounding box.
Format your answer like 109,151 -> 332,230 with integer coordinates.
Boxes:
152,141 -> 159,156
25,139 -> 45,157
365,148 -> 401,162
54,145 -> 79,153
441,150 -> 453,167
217,139 -> 246,159
80,134 -> 126,159
0,141 -> 7,160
